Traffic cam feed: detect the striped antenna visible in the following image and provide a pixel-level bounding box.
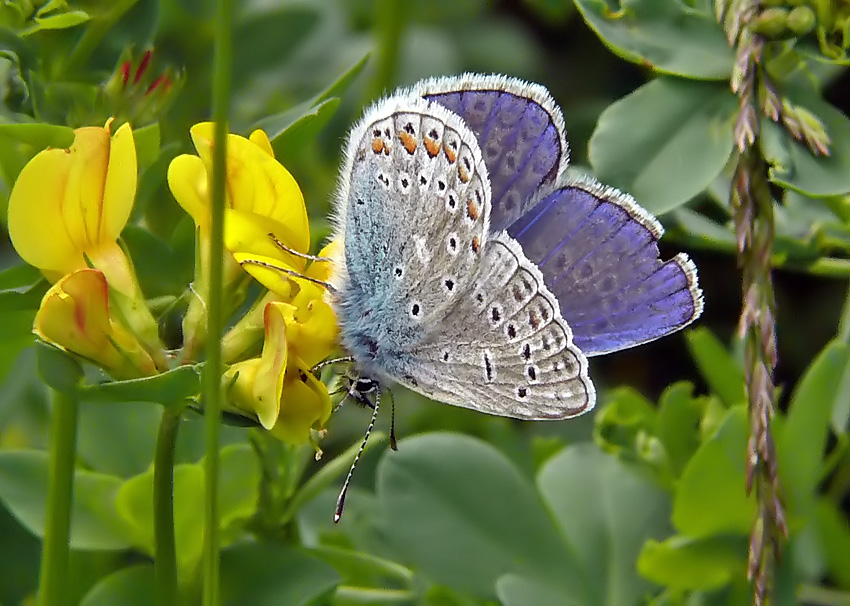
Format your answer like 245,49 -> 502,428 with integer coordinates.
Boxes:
334,388 -> 380,523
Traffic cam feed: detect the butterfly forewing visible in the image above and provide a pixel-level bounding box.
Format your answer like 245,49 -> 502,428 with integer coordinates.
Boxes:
413,75 -> 568,232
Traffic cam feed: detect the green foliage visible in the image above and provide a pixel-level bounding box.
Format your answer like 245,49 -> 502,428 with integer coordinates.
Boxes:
0,0 -> 848,604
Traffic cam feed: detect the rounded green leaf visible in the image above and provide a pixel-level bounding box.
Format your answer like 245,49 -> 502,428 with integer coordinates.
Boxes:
656,382 -> 704,477
589,78 -> 737,215
537,443 -> 671,606
762,95 -> 850,197
375,433 -> 580,598
637,535 -> 746,591
221,543 -> 339,606
673,406 -> 754,537
79,564 -> 155,606
497,573 -> 586,606
0,450 -> 130,550
684,328 -> 746,408
573,0 -> 734,79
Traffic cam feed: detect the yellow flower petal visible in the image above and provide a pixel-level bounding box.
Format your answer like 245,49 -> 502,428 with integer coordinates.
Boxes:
249,129 -> 274,157
306,239 -> 342,284
189,122 -> 309,252
62,127 -> 110,249
269,356 -> 332,445
8,122 -> 138,278
224,208 -> 307,272
167,154 -> 209,231
101,123 -> 137,243
283,290 -> 339,368
230,252 -> 305,298
252,302 -> 289,428
33,269 -> 157,379
8,148 -> 84,273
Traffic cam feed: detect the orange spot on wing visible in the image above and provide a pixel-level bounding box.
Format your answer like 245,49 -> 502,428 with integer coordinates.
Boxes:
458,164 -> 470,183
424,137 -> 440,157
466,198 -> 479,220
371,138 -> 384,154
399,131 -> 417,154
444,143 -> 457,163
471,236 -> 480,253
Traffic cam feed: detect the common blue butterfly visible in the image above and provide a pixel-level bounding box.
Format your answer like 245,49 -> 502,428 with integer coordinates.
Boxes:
321,74 -> 703,519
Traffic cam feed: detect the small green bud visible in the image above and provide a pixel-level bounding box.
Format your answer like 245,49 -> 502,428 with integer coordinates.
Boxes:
787,6 -> 816,34
751,7 -> 790,38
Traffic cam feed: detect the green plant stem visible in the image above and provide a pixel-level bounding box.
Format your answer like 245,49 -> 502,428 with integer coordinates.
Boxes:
154,408 -> 182,606
37,390 -> 79,606
202,0 -> 233,604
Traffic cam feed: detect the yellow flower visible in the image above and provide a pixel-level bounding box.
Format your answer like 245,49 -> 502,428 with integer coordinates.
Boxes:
8,120 -> 166,370
34,269 -> 158,380
8,121 -> 136,284
168,123 -> 312,358
223,302 -> 331,444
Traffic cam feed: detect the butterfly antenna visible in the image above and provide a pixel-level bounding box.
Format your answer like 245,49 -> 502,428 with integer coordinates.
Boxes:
311,356 -> 355,375
334,388 -> 380,524
388,387 -> 398,451
239,258 -> 337,294
267,233 -> 334,263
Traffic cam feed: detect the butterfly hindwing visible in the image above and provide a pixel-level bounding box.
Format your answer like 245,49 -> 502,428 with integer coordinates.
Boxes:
507,176 -> 704,356
412,74 -> 568,232
399,234 -> 595,419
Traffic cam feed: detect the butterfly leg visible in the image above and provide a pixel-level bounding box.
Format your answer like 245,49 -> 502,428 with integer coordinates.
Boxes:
335,386 -> 381,524
239,258 -> 337,293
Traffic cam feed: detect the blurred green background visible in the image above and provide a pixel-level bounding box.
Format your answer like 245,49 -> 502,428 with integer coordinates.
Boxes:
0,0 -> 849,604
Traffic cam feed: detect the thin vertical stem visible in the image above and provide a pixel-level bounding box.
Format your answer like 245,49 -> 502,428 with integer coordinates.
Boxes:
154,408 -> 182,606
37,390 -> 79,606
837,280 -> 850,345
370,0 -> 406,99
202,0 -> 232,604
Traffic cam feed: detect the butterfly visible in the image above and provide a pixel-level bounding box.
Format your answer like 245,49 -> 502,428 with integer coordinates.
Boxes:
320,74 -> 702,520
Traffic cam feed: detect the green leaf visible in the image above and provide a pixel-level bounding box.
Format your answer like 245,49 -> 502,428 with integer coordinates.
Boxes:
762,94 -> 850,197
79,564 -> 155,606
375,433 -> 581,598
497,573 -> 584,606
78,365 -> 202,408
593,386 -> 656,457
36,342 -> 84,393
0,122 -> 74,148
0,450 -> 130,550
76,401 -> 160,477
217,444 -> 261,537
114,445 -> 258,580
537,443 -> 671,606
673,406 -> 755,538
573,0 -> 734,79
115,463 -> 205,578
813,497 -> 850,588
270,97 -> 341,161
314,53 -> 370,104
684,328 -> 746,407
23,10 -> 89,33
656,382 -> 704,477
221,543 -> 340,606
779,340 -> 850,511
0,263 -> 41,291
589,78 -> 737,215
637,535 -> 746,591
